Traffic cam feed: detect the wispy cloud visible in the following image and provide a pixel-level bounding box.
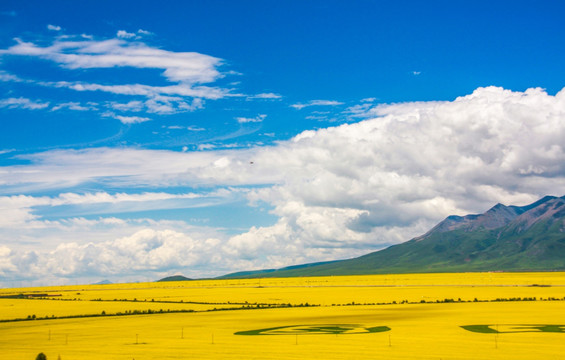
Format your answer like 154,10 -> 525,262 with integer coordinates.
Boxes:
187,125 -> 206,131
102,112 -> 151,124
51,102 -> 98,111
0,97 -> 49,110
2,37 -> 223,84
247,92 -> 282,100
0,71 -> 25,83
236,114 -> 266,123
291,99 -> 344,110
166,125 -> 206,131
137,29 -> 153,36
343,103 -> 375,119
47,24 -> 61,31
45,81 -> 228,101
117,30 -> 136,39
117,29 -> 153,39
0,33 -> 233,120
108,100 -> 144,112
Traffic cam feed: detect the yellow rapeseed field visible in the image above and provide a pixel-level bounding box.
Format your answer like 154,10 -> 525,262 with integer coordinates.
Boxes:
2,272 -> 565,359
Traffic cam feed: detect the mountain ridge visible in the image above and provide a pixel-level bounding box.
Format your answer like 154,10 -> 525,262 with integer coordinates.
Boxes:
219,195 -> 565,278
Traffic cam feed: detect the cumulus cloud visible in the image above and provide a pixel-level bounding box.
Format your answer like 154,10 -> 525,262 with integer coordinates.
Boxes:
47,24 -> 61,31
2,86 -> 565,284
0,189 -> 244,284
0,226 -> 226,283
42,228 -> 220,276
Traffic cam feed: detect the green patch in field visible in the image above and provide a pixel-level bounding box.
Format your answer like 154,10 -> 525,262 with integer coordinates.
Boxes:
235,324 -> 390,335
461,324 -> 565,334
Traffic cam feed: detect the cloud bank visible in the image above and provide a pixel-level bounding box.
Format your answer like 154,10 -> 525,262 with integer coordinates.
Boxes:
2,86 -> 565,285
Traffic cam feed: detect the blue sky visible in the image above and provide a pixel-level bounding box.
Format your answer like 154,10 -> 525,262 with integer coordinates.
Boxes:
1,1 -> 565,286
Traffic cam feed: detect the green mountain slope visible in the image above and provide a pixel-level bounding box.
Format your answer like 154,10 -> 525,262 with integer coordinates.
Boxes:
221,195 -> 565,278
157,275 -> 192,282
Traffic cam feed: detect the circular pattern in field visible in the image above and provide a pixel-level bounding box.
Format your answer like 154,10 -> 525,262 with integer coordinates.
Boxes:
461,324 -> 565,334
235,324 -> 391,335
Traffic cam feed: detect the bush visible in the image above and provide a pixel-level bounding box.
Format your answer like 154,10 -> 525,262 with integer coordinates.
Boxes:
36,353 -> 47,360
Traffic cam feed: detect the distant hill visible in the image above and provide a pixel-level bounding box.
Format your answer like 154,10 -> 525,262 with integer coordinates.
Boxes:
217,260 -> 340,279
220,195 -> 565,278
92,280 -> 112,285
157,275 -> 192,282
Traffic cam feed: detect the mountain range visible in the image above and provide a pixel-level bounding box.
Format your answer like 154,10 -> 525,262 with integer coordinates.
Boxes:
220,195 -> 565,278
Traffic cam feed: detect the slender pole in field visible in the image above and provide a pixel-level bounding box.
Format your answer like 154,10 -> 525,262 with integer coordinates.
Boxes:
295,334 -> 298,345
181,327 -> 184,339
211,333 -> 214,344
389,334 -> 391,347
48,329 -> 51,341
136,334 -> 139,345
65,334 -> 68,345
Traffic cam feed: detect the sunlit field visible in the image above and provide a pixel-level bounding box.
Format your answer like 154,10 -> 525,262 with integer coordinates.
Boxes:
2,272 -> 565,359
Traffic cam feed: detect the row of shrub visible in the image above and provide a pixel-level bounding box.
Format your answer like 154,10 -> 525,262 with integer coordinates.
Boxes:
0,302 -> 320,323
331,296 -> 565,306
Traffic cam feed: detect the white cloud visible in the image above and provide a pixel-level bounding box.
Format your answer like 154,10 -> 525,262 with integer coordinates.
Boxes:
47,24 -> 61,31
2,86 -> 565,283
197,144 -> 216,151
343,103 -> 374,119
145,96 -> 203,114
48,81 -> 227,100
0,97 -> 49,110
0,191 -> 221,231
247,92 -> 282,100
112,114 -> 151,124
137,29 -> 153,36
291,99 -> 344,110
108,100 -> 144,112
51,101 -> 98,111
236,114 -> 266,123
117,30 -> 136,39
0,33 -> 231,118
0,70 -> 25,83
117,29 -> 153,39
0,224 -> 228,283
2,37 -> 223,84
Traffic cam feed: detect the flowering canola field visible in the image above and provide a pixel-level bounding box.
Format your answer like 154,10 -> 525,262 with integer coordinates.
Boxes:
2,272 -> 565,359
